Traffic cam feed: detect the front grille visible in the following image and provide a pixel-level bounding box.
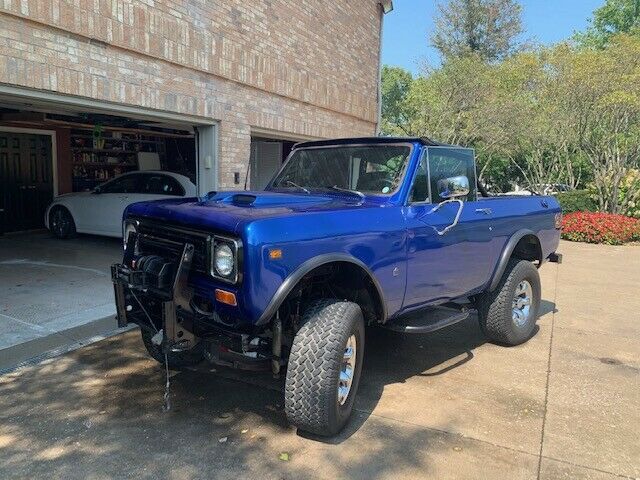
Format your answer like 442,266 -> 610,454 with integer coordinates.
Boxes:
136,221 -> 210,275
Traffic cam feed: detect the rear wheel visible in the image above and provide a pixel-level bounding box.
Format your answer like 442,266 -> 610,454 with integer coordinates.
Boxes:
140,328 -> 204,368
285,299 -> 365,436
49,207 -> 76,239
477,259 -> 541,346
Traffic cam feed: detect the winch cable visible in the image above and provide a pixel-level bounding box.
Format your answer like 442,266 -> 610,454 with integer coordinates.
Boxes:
130,290 -> 172,412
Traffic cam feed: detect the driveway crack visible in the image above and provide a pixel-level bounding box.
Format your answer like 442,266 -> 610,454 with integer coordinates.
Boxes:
537,263 -> 560,479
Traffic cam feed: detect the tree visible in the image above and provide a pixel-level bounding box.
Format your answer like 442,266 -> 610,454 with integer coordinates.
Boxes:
574,0 -> 640,49
431,0 -> 524,61
553,35 -> 640,212
380,66 -> 413,135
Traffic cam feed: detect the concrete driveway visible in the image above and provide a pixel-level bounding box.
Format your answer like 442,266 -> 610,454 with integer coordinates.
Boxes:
0,240 -> 638,479
0,232 -> 121,367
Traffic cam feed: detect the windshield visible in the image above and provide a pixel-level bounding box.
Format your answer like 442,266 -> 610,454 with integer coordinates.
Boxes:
268,145 -> 412,196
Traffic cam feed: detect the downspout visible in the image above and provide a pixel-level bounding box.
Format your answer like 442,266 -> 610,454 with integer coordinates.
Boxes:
376,1 -> 394,136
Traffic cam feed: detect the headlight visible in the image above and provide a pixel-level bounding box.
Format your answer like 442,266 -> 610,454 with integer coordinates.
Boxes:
123,220 -> 138,250
214,243 -> 234,277
210,236 -> 241,283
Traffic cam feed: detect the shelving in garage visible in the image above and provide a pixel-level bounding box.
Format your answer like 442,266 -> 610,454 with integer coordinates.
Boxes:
69,128 -> 166,191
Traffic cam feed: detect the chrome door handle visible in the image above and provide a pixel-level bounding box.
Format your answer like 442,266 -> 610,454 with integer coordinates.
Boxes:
475,208 -> 492,215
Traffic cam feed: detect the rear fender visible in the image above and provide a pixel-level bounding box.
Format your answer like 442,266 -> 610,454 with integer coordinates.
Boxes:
487,229 -> 540,292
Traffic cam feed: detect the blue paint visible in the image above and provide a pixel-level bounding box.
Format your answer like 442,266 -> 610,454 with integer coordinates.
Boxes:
125,137 -> 561,326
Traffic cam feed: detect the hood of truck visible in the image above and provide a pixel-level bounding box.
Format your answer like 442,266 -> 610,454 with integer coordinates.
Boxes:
125,190 -> 381,234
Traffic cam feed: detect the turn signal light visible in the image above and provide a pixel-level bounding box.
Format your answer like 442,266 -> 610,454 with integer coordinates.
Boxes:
215,289 -> 237,306
269,248 -> 283,260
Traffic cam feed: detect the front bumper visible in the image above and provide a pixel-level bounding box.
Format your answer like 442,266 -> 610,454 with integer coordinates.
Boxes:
112,235 -> 275,369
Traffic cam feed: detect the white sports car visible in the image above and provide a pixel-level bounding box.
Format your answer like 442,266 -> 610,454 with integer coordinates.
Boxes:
45,171 -> 197,239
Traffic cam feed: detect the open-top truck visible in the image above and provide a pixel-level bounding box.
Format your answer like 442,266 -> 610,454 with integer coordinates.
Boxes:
112,137 -> 562,436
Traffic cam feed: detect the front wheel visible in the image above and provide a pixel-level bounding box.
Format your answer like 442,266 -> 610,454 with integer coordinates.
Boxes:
285,299 -> 365,436
49,207 -> 76,239
477,258 -> 541,346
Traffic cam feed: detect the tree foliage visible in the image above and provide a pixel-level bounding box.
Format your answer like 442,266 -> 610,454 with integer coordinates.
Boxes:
380,34 -> 640,211
380,66 -> 413,135
574,0 -> 640,49
431,0 -> 524,61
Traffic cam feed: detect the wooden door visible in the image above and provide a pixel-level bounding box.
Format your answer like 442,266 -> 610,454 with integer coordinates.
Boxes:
0,132 -> 53,233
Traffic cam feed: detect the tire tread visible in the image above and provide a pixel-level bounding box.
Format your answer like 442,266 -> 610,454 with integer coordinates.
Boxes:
285,299 -> 363,436
477,258 -> 540,346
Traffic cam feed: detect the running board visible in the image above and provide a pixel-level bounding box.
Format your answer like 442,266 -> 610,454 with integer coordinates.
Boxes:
383,306 -> 470,334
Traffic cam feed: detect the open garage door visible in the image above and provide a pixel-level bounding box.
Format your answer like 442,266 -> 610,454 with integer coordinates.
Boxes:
0,90 -> 217,234
249,136 -> 296,190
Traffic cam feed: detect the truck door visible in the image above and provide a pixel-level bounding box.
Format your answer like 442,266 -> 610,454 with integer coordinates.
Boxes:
403,146 -> 495,308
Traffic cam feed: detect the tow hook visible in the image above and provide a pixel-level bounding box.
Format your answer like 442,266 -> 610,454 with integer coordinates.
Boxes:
548,253 -> 563,264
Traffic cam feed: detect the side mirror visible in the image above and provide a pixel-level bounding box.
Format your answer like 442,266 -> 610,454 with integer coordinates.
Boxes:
93,186 -> 102,194
437,175 -> 470,199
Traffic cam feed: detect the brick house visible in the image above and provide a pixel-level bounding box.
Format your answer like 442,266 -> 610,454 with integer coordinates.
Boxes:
0,1 -> 392,233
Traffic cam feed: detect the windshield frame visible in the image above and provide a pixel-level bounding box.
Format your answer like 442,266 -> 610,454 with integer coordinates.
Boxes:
264,142 -> 416,198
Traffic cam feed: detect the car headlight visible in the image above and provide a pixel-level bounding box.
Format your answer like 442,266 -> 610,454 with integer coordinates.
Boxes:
210,236 -> 241,283
214,243 -> 234,277
123,219 -> 138,250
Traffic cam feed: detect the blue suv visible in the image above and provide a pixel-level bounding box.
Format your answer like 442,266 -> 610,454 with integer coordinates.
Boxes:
112,137 -> 562,436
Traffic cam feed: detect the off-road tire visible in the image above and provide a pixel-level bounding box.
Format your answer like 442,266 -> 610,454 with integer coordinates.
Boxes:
477,258 -> 541,346
140,328 -> 204,368
49,206 -> 76,239
285,299 -> 365,436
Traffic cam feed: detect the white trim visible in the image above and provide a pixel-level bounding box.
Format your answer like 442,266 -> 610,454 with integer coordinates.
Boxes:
0,84 -> 215,126
196,124 -> 218,195
250,127 -> 320,143
0,126 -> 58,196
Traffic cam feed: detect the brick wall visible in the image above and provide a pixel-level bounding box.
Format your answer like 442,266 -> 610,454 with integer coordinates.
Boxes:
0,1 -> 382,188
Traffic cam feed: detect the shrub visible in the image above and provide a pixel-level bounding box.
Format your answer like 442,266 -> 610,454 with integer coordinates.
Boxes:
556,190 -> 597,213
561,212 -> 640,245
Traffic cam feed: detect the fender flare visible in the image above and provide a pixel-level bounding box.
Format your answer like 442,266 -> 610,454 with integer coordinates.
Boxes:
487,229 -> 539,292
256,253 -> 388,325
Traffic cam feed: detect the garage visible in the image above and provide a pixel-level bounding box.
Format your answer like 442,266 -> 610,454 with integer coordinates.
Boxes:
249,134 -> 297,190
0,91 -> 218,235
0,90 -> 216,364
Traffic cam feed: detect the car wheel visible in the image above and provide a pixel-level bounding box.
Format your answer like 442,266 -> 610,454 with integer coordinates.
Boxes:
285,299 -> 365,436
140,328 -> 204,368
49,207 -> 76,239
477,258 -> 541,346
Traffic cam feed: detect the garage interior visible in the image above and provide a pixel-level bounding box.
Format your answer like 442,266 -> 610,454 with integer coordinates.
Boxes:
0,104 -> 198,234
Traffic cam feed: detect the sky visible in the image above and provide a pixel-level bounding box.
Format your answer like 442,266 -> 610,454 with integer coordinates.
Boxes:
381,0 -> 604,74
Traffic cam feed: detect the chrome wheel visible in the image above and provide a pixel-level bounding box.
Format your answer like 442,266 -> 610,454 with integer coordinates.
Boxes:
512,280 -> 533,328
338,334 -> 357,405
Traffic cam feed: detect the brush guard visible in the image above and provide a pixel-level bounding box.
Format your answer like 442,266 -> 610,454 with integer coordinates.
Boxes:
111,233 -> 197,352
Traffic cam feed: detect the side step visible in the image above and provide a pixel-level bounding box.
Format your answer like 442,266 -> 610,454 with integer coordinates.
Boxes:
383,306 -> 470,334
